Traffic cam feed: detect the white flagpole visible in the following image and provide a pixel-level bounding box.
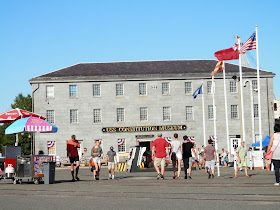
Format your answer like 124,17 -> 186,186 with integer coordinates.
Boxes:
238,37 -> 246,143
202,80 -> 206,146
223,62 -> 230,160
212,75 -> 220,176
255,25 -> 263,168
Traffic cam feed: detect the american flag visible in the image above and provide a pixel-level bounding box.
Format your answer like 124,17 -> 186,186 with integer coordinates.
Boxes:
240,32 -> 256,54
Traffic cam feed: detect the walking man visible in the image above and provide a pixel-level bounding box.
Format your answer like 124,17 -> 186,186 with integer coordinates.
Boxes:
152,133 -> 169,180
106,146 -> 117,180
67,135 -> 80,181
181,135 -> 196,179
234,141 -> 250,178
204,139 -> 217,179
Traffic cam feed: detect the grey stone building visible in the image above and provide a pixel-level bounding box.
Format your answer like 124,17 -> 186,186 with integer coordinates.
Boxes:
29,60 -> 275,158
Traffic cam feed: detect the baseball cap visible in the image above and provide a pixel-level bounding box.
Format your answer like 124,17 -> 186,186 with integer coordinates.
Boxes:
110,146 -> 113,150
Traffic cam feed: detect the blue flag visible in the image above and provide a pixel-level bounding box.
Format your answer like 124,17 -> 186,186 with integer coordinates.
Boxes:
193,84 -> 203,99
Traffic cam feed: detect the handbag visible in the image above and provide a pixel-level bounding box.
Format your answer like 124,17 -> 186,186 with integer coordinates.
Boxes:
265,140 -> 280,160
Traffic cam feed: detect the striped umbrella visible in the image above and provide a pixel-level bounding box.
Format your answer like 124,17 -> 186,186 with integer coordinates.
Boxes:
5,117 -> 58,134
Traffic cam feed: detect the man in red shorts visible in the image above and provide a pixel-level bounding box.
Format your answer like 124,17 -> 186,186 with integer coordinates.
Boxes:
67,135 -> 80,181
152,133 -> 169,180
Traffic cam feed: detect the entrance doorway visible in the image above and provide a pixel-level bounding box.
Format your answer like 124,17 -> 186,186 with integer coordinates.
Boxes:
230,137 -> 241,155
137,139 -> 153,168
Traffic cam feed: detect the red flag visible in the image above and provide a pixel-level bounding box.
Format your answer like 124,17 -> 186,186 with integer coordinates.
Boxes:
211,61 -> 224,78
214,43 -> 239,61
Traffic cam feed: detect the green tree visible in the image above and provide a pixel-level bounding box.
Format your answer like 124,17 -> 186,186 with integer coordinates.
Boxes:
0,93 -> 32,155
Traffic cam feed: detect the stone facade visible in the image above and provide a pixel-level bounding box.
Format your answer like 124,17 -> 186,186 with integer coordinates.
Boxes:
29,60 -> 275,157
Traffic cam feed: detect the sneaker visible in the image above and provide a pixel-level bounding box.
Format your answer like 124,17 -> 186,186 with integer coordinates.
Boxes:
173,175 -> 176,179
112,175 -> 115,180
75,177 -> 80,181
184,175 -> 188,179
157,174 -> 161,180
274,183 -> 279,186
72,178 -> 75,182
189,176 -> 192,179
160,175 -> 164,180
212,174 -> 214,179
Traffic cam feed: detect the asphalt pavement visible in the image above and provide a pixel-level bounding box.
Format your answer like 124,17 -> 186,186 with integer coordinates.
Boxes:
0,166 -> 279,210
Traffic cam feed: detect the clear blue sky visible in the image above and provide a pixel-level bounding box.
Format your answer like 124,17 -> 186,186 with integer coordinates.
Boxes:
1,0 -> 279,113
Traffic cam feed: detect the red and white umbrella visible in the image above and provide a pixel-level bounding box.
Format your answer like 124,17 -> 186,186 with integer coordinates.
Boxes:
0,108 -> 45,123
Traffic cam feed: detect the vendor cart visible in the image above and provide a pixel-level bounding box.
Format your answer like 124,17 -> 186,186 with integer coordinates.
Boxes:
14,155 -> 55,184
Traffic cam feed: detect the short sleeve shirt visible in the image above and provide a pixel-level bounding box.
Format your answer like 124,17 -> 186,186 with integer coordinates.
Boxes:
67,139 -> 80,157
182,142 -> 194,159
236,146 -> 246,159
107,151 -> 116,162
204,145 -> 216,161
91,146 -> 103,158
153,138 -> 168,158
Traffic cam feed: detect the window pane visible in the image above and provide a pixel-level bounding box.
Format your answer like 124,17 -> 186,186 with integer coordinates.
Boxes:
230,81 -> 237,93
208,105 -> 213,119
207,81 -> 212,94
162,82 -> 170,95
185,82 -> 192,94
69,85 -> 77,97
117,108 -> 124,122
46,85 -> 54,98
163,107 -> 171,121
93,84 -> 101,97
252,80 -> 258,90
46,110 -> 55,124
70,109 -> 78,123
116,84 -> 124,96
254,104 -> 259,118
139,83 -> 147,95
231,105 -> 238,119
93,109 -> 102,123
140,107 -> 148,121
186,106 -> 193,120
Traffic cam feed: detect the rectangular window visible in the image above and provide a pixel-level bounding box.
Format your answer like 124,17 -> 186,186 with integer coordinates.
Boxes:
46,110 -> 55,124
162,82 -> 170,95
69,85 -> 77,97
163,107 -> 171,121
186,106 -> 193,120
252,80 -> 258,90
46,85 -> 54,98
118,139 -> 126,153
93,84 -> 101,97
93,109 -> 102,123
117,108 -> 124,122
185,82 -> 192,94
230,81 -> 237,93
140,107 -> 148,121
254,104 -> 259,118
208,105 -> 213,119
207,81 -> 212,94
139,83 -> 147,96
47,141 -> 56,155
231,105 -> 238,119
116,84 -> 124,96
70,109 -> 78,124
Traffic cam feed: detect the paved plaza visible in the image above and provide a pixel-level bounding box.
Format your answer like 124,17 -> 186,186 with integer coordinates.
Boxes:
0,166 -> 279,210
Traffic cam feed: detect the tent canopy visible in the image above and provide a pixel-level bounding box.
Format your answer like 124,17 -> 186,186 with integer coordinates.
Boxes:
252,135 -> 270,147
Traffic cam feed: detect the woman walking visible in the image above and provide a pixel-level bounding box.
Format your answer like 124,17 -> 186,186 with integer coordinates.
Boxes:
91,139 -> 104,180
170,133 -> 182,179
267,124 -> 280,186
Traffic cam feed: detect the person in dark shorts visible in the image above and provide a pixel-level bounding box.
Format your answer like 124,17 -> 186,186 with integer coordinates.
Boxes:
181,135 -> 196,179
67,135 -> 80,181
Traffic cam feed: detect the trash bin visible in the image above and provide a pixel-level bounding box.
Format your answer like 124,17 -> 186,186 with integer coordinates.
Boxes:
43,162 -> 55,184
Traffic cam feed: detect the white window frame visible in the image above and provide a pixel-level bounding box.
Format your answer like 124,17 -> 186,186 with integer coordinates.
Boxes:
162,82 -> 170,95
186,106 -> 193,120
93,84 -> 101,97
231,105 -> 238,119
208,105 -> 213,119
252,80 -> 258,91
69,85 -> 78,98
117,108 -> 125,122
140,107 -> 148,121
46,110 -> 55,124
46,85 -> 54,98
93,109 -> 102,123
70,109 -> 78,124
139,83 -> 147,96
185,82 -> 192,94
116,83 -> 124,96
207,81 -> 212,94
229,81 -> 237,93
163,107 -> 171,121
